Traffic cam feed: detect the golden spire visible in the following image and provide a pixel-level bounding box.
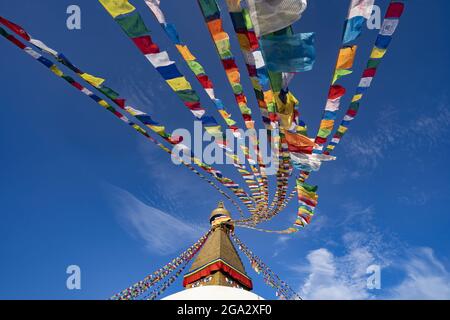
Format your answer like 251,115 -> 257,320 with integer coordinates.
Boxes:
183,202 -> 252,290
209,201 -> 231,225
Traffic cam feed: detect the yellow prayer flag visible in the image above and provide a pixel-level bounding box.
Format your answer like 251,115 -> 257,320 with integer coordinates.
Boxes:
98,100 -> 109,108
204,125 -> 222,136
337,125 -> 348,134
263,90 -> 274,103
176,45 -> 196,61
50,65 -> 63,77
237,33 -> 251,51
320,119 -> 334,130
336,45 -> 357,69
276,92 -> 298,129
370,47 -> 387,59
148,125 -> 165,135
166,77 -> 192,91
218,110 -> 231,119
81,73 -> 105,88
352,94 -> 363,102
226,69 -> 240,84
132,124 -> 146,135
99,0 -> 135,18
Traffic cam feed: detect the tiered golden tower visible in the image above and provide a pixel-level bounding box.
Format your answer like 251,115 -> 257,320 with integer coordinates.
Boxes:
182,202 -> 253,290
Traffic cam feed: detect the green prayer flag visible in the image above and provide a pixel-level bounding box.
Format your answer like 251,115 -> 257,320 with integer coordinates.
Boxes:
242,9 -> 253,29
187,61 -> 205,76
175,90 -> 200,102
232,83 -> 243,94
115,12 -> 149,38
297,181 -> 318,193
239,105 -> 252,115
198,0 -> 220,20
317,128 -> 331,138
99,86 -> 119,100
349,102 -> 360,111
366,59 -> 381,69
332,69 -> 353,84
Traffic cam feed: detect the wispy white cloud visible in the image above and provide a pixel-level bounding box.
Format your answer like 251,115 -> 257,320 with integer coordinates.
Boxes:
288,201 -> 450,300
296,245 -> 450,300
298,247 -> 373,300
111,186 -> 206,255
389,247 -> 450,300
341,100 -> 450,176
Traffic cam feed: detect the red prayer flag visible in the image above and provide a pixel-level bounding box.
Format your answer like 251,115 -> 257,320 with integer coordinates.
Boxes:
315,136 -> 327,144
328,85 -> 346,100
7,34 -> 26,49
362,68 -> 377,78
246,64 -> 257,76
385,2 -> 405,18
132,35 -> 159,54
197,75 -> 213,88
222,59 -> 237,70
246,31 -> 258,50
184,101 -> 202,110
113,98 -> 126,108
0,16 -> 30,41
347,109 -> 358,117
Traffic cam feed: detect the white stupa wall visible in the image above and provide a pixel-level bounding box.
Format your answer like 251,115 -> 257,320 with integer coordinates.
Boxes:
162,285 -> 264,300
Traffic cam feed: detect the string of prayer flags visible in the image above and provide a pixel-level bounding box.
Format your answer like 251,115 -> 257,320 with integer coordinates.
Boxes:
99,0 -> 261,208
224,0 -> 286,211
324,1 -> 405,155
294,180 -> 318,228
197,0 -> 269,207
0,22 -> 255,214
99,0 -> 218,133
312,0 -> 372,153
224,1 -> 279,131
271,1 -> 405,235
231,232 -> 302,300
236,179 -> 318,232
144,0 -> 264,198
224,1 -> 304,217
111,230 -> 211,300
143,0 -> 241,136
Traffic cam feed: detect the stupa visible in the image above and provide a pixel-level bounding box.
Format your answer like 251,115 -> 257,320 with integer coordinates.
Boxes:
163,202 -> 264,300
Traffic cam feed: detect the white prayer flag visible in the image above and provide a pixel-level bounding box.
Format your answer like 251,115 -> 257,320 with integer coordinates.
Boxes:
247,0 -> 308,36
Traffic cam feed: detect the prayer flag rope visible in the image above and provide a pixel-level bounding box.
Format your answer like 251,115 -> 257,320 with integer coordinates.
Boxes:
98,0 -> 260,208
239,0 -> 406,234
0,23 -> 253,214
222,1 -> 310,216
312,0 -> 375,153
142,0 -> 264,205
231,232 -> 302,300
196,0 -> 271,207
323,1 -> 405,155
111,229 -> 211,300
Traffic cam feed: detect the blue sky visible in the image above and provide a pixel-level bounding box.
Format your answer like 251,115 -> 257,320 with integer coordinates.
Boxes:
1,0 -> 449,299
